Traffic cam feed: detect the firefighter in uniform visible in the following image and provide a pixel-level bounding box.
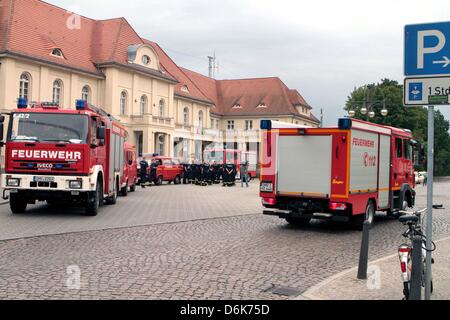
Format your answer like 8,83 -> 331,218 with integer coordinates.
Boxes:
139,159 -> 149,188
182,162 -> 191,184
223,162 -> 235,187
149,159 -> 160,185
202,161 -> 210,186
193,161 -> 200,185
210,161 -> 218,184
217,161 -> 224,183
200,161 -> 208,186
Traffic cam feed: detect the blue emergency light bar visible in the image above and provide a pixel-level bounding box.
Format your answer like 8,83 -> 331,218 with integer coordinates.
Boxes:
260,120 -> 272,130
338,118 -> 352,130
17,97 -> 28,109
76,99 -> 88,110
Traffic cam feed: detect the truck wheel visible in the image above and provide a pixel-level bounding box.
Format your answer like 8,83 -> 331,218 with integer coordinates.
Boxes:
352,201 -> 375,230
286,217 -> 311,226
10,193 -> 27,214
85,180 -> 102,216
155,176 -> 163,186
365,201 -> 375,225
106,179 -> 119,205
120,181 -> 128,197
130,182 -> 136,192
174,175 -> 181,185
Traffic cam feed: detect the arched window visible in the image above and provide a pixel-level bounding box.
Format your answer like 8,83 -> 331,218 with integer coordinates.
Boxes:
52,79 -> 63,106
19,73 -> 31,101
183,107 -> 189,125
51,48 -> 64,58
120,91 -> 128,115
140,95 -> 147,115
198,111 -> 204,128
159,99 -> 165,117
81,85 -> 91,102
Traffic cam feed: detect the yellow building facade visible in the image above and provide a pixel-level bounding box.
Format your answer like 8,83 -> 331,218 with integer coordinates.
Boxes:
0,0 -> 320,165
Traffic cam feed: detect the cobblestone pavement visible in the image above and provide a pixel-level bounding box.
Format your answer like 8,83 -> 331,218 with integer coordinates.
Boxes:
0,183 -> 260,241
301,236 -> 450,300
0,182 -> 449,300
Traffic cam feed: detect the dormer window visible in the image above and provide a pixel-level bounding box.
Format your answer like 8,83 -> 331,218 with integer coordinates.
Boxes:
257,103 -> 267,108
233,104 -> 242,109
51,48 -> 64,58
142,55 -> 151,65
181,85 -> 189,93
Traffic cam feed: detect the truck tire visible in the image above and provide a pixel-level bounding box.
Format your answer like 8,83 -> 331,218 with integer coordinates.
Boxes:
130,182 -> 136,192
85,179 -> 102,216
10,193 -> 27,214
174,175 -> 181,185
352,201 -> 375,230
155,176 -> 163,186
106,179 -> 119,205
120,181 -> 128,197
286,217 -> 311,226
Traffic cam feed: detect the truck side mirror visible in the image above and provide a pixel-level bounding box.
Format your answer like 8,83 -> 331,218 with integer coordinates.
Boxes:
419,145 -> 426,164
96,126 -> 105,140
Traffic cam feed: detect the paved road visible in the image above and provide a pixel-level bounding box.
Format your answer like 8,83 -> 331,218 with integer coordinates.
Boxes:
0,183 -> 260,241
0,182 -> 449,299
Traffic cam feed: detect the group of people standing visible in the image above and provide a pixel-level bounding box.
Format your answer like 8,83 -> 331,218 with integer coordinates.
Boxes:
139,158 -> 162,188
182,162 -> 239,187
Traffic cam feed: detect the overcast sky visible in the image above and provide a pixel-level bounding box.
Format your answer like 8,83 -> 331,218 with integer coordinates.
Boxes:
49,0 -> 450,125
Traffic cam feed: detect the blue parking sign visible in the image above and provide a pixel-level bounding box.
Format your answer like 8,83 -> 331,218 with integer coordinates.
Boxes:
405,22 -> 450,76
408,82 -> 423,101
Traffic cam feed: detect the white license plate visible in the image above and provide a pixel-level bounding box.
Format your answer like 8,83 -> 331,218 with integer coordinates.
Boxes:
33,176 -> 55,182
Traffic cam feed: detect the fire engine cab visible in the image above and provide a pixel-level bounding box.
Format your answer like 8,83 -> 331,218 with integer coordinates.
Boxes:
0,99 -> 127,216
259,118 -> 418,228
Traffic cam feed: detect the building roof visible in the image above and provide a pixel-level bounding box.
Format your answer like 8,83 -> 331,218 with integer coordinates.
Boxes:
0,0 -> 175,82
143,39 -> 213,105
181,68 -> 318,122
0,0 -> 319,123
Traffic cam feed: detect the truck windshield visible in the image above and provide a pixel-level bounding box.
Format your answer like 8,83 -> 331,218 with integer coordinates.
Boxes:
8,113 -> 89,144
204,150 -> 224,163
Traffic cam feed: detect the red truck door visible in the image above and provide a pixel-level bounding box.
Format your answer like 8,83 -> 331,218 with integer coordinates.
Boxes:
392,137 -> 406,189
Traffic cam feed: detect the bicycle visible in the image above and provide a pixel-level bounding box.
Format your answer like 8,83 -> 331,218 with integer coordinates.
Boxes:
397,208 -> 436,300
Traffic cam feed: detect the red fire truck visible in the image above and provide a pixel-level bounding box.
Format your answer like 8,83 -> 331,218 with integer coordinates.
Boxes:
121,143 -> 138,196
259,118 -> 419,228
141,154 -> 183,185
0,99 -> 127,216
204,148 -> 242,178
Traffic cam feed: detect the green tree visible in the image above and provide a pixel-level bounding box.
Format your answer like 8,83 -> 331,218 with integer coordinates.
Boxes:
344,79 -> 450,176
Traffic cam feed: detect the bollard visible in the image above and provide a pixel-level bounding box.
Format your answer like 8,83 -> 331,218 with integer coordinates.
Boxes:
409,235 -> 423,300
357,221 -> 371,280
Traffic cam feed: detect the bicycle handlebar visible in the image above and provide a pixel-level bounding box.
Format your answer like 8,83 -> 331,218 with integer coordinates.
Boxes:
398,208 -> 427,216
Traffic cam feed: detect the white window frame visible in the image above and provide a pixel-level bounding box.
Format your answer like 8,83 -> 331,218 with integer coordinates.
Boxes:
81,85 -> 90,102
52,79 -> 63,106
159,99 -> 165,117
140,95 -> 147,115
19,73 -> 31,101
120,91 -> 128,115
183,107 -> 189,125
245,120 -> 253,131
198,111 -> 204,128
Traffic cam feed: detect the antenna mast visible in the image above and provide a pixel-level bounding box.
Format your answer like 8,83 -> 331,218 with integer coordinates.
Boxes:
207,53 -> 218,78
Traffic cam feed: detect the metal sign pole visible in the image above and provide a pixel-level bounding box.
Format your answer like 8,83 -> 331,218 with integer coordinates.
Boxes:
425,105 -> 434,300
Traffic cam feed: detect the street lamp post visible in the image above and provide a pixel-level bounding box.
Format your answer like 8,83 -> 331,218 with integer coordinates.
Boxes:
348,86 -> 388,121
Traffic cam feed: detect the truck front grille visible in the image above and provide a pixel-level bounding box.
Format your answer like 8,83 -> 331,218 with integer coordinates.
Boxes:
30,181 -> 58,188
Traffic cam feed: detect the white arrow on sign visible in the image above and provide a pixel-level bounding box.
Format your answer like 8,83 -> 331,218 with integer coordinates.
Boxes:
433,56 -> 450,68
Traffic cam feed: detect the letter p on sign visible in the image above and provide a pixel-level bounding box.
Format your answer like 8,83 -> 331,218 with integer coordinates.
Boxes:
417,30 -> 446,69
